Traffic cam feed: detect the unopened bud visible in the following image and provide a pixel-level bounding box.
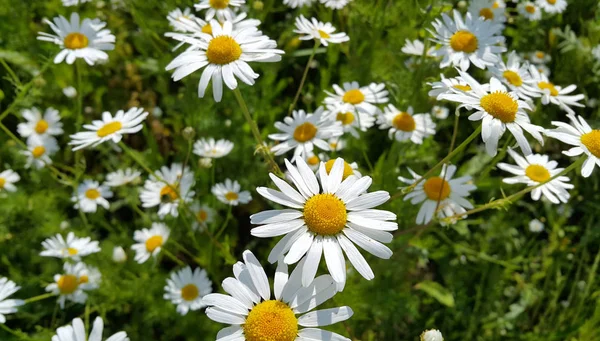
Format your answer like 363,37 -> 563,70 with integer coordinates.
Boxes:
253,1 -> 264,10
112,246 -> 127,263
199,157 -> 213,168
182,126 -> 196,141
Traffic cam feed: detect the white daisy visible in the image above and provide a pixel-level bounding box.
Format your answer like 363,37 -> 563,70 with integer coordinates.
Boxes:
131,223 -> 170,264
164,266 -> 212,315
432,106 -> 450,119
190,202 -> 216,231
304,152 -> 323,172
377,105 -> 436,144
61,0 -> 92,6
104,168 -> 141,187
429,10 -> 506,71
251,157 -> 397,287
488,51 -> 539,99
51,317 -> 129,341
0,277 -> 25,324
194,0 -> 245,21
320,0 -> 351,9
71,180 -> 113,213
139,163 -> 195,218
401,39 -> 436,57
529,219 -> 545,232
193,138 -> 234,158
293,15 -> 349,46
326,103 -> 375,138
399,165 -> 476,225
0,170 -> 20,193
269,107 -> 343,160
212,179 -> 252,206
37,13 -> 115,65
167,7 -> 197,32
528,66 -> 585,115
17,107 -> 63,144
62,86 -> 77,98
40,232 -> 101,260
21,136 -> 59,169
421,329 -> 444,341
519,2 -> 542,21
498,149 -> 573,204
324,81 -> 389,115
468,0 -> 506,26
328,137 -> 345,151
46,262 -> 100,309
69,107 -> 148,151
428,74 -> 478,100
536,0 -> 567,14
545,114 -> 600,178
528,50 -> 551,64
203,250 -> 354,341
284,0 -> 314,8
535,64 -> 551,77
320,158 -> 362,179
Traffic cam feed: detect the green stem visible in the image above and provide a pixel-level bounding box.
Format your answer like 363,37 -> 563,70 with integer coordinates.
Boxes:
288,41 -> 320,116
24,292 -> 55,304
119,142 -> 157,177
162,249 -> 185,266
0,59 -> 52,122
214,205 -> 233,240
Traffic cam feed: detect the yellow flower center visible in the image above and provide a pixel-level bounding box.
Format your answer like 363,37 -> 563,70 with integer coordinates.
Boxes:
197,209 -> 208,222
581,130 -> 600,158
479,8 -> 494,20
79,275 -> 89,284
547,0 -> 556,4
35,119 -> 49,134
423,177 -> 451,201
160,185 -> 179,202
64,32 -> 89,50
492,1 -> 500,8
336,112 -> 355,126
181,284 -> 200,301
209,0 -> 230,9
243,300 -> 298,341
342,89 -> 365,105
324,160 -> 354,180
57,274 -> 79,294
32,146 -> 46,158
453,84 -> 472,92
535,51 -> 545,59
480,92 -> 518,123
307,155 -> 320,166
225,191 -> 239,201
206,36 -> 242,65
330,142 -> 338,149
0,178 -> 5,188
392,112 -> 416,132
293,122 -> 317,143
97,121 -> 123,137
525,164 -> 551,182
145,235 -> 163,252
537,81 -> 559,96
85,189 -> 101,199
503,70 -> 523,87
318,30 -> 330,39
202,24 -> 213,35
450,30 -> 478,53
525,4 -> 536,13
303,194 -> 347,235
67,248 -> 78,256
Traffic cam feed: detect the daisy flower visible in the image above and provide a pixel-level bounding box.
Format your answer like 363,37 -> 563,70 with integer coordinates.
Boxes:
51,317 -> 129,341
529,219 -> 545,232
0,170 -> 20,193
17,107 -> 63,144
212,179 -> 252,206
69,107 -> 148,151
104,168 -> 141,187
46,262 -> 100,309
203,250 -> 354,341
468,0 -> 506,26
194,0 -> 245,21
164,266 -> 212,315
190,203 -> 216,231
269,108 -> 343,160
71,180 -> 113,213
320,0 -> 351,9
167,7 -> 197,32
284,0 -> 314,8
377,105 -> 436,144
324,81 -> 389,115
293,16 -> 349,46
498,149 -> 573,204
326,103 -> 374,138
429,10 -> 506,71
139,163 -> 195,218
401,39 -> 436,56
165,13 -> 260,46
193,138 -> 234,158
432,106 -> 450,119
488,51 -> 539,99
321,158 -> 362,179
40,232 -> 101,260
440,70 -> 544,156
528,50 -> 551,64
131,223 -> 170,264
421,329 -> 444,341
37,13 -> 115,65
545,114 -> 600,178
536,0 -> 567,14
428,74 -> 478,100
519,2 -> 542,21
21,136 -> 59,169
328,137 -> 345,151
62,0 -> 92,6
304,152 -> 322,171
528,66 -> 585,115
63,86 -> 77,98
0,277 -> 25,324
251,158 -> 397,287
399,165 -> 476,224
112,246 -> 127,263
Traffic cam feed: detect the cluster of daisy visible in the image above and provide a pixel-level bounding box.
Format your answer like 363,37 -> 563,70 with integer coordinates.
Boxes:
284,0 -> 352,10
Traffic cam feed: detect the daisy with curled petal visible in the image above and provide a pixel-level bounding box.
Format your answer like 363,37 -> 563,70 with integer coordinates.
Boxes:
193,138 -> 234,158
429,10 -> 506,71
203,250 -> 354,341
71,180 -> 113,213
498,149 -> 573,204
164,266 -> 212,315
399,165 -> 476,225
545,114 -> 600,178
131,223 -> 170,264
441,70 -> 544,156
468,0 -> 506,27
251,157 -> 398,287
37,13 -> 115,65
167,7 -> 197,32
139,163 -> 195,218
320,0 -> 351,9
284,0 -> 314,8
194,0 -> 245,21
40,232 -> 101,261
212,179 -> 252,206
488,51 -> 539,100
528,66 -> 585,115
428,74 -> 478,100
165,20 -> 284,102
519,2 -> 542,21
326,103 -> 374,138
269,108 -> 343,160
0,277 -> 25,324
104,168 -> 141,187
324,81 -> 389,115
401,39 -> 436,57
377,105 -> 436,144
17,107 -> 63,144
51,317 -> 129,341
21,136 -> 59,169
0,170 -> 20,193
46,262 -> 100,309
293,16 -> 349,46
536,0 -> 567,14
190,203 -> 216,231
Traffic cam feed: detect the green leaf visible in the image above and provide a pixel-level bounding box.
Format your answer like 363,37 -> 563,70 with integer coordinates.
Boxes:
414,280 -> 455,307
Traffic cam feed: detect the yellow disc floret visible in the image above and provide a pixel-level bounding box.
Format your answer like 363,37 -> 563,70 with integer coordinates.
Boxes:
525,4 -> 536,13
145,235 -> 163,252
503,70 -> 523,87
0,178 -> 4,188
35,119 -> 49,134
97,121 -> 122,137
293,122 -> 317,142
209,0 -> 230,9
324,160 -> 354,180
57,274 -> 79,294
304,194 -> 347,235
480,92 -> 518,123
336,112 -> 355,126
85,189 -> 101,199
307,155 -> 320,166
225,191 -> 239,201
67,248 -> 78,256
197,210 -> 208,222
160,185 -> 179,202
244,300 -> 298,341
318,30 -> 330,39
581,130 -> 600,158
32,146 -> 46,158
525,164 -> 551,182
450,30 -> 478,53
343,89 -> 365,105
479,8 -> 494,20
453,84 -> 472,92
202,24 -> 213,35
546,0 -> 556,4
392,112 -> 416,132
206,36 -> 242,65
181,284 -> 199,301
423,177 -> 451,201
537,82 -> 559,96
64,33 -> 89,50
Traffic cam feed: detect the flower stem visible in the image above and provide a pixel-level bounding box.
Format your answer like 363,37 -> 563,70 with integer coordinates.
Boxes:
24,292 -> 55,304
288,41 -> 320,116
162,248 -> 185,266
214,205 -> 233,240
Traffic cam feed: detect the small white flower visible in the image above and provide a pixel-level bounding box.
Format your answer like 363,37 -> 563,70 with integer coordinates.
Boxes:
428,74 -> 477,100
167,7 -> 197,32
0,170 -> 19,193
328,137 -> 345,151
326,103 -> 374,138
320,0 -> 351,9
193,138 -> 234,158
139,163 -> 195,218
194,0 -> 246,21
40,232 -> 101,260
528,50 -> 551,64
112,246 -> 127,263
21,136 -> 59,169
71,180 -> 113,213
61,0 -> 92,6
104,168 -> 141,187
421,329 -> 444,341
536,0 -> 567,14
46,262 -> 100,309
592,46 -> 600,63
62,86 -> 77,98
164,266 -> 212,315
324,81 -> 389,115
489,51 -> 540,100
468,0 -> 506,27
528,219 -> 545,233
199,157 -> 213,168
0,277 -> 25,324
528,66 -> 585,115
212,179 -> 252,206
431,106 -> 450,119
190,202 -> 216,231
294,15 -> 349,46
17,107 -> 63,144
519,2 -> 542,21
131,223 -> 170,264
284,0 -> 314,8
377,105 -> 436,144
401,39 -> 436,56
51,317 -> 129,341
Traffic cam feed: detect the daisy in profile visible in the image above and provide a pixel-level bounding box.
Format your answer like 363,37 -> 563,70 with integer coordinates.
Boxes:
203,250 -> 354,341
489,51 -> 539,100
0,277 -> 24,324
324,82 -> 389,115
401,39 -> 436,57
167,7 -> 197,32
193,138 -> 234,158
37,13 -> 115,65
545,114 -> 600,178
46,262 -> 100,309
164,266 -> 212,315
104,168 -> 141,187
17,107 -> 63,144
21,137 -> 59,169
304,153 -> 322,171
0,170 -> 20,193
536,0 -> 567,14
529,50 -> 551,64
252,158 -> 397,287
519,2 -> 542,21
40,232 -> 101,260
52,317 -> 129,341
498,149 -> 573,204
399,165 -> 476,224
284,0 -> 314,8
421,329 -> 444,341
212,179 -> 252,206
428,74 -> 477,100
71,180 -> 113,213
131,223 -> 170,264
190,203 -> 216,231
294,16 -> 349,46
468,0 -> 506,26
69,107 -> 148,151
529,66 -> 585,115
432,106 -> 450,119
326,103 -> 374,138
269,108 -> 343,160
377,105 -> 436,144
194,0 -> 245,21
140,164 -> 195,218
320,0 -> 351,9
429,10 -> 506,70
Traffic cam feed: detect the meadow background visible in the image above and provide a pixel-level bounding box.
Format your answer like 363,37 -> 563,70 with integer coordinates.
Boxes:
1,0 -> 600,340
